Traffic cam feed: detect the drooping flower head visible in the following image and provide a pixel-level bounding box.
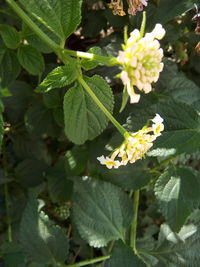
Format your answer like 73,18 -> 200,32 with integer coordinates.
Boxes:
108,0 -> 148,16
108,0 -> 126,16
128,0 -> 148,15
117,24 -> 165,103
97,114 -> 164,169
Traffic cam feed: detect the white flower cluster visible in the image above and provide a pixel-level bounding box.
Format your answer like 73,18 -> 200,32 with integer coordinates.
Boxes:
117,24 -> 165,103
97,114 -> 164,169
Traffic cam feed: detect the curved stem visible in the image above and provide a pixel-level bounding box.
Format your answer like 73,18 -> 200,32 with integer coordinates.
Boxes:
6,0 -> 118,66
6,0 -> 60,52
130,190 -> 140,253
78,76 -> 127,137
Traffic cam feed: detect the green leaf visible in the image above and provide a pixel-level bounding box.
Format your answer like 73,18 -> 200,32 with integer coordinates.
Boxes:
0,24 -> 21,49
60,0 -> 83,39
0,242 -> 26,266
65,146 -> 88,176
25,101 -> 61,138
0,48 -> 21,87
47,161 -> 73,203
166,74 -> 200,106
141,211 -> 200,266
154,0 -> 193,24
43,89 -> 62,109
20,197 -> 69,264
73,177 -> 133,247
81,46 -> 102,70
53,107 -> 64,127
105,241 -> 146,267
19,0 -> 82,41
15,159 -> 48,187
3,80 -> 33,124
64,75 -> 114,144
17,45 -> 44,75
36,60 -> 79,93
12,132 -> 49,161
151,100 -> 200,157
22,22 -> 53,54
99,161 -> 150,191
126,99 -> 200,157
154,167 -> 200,231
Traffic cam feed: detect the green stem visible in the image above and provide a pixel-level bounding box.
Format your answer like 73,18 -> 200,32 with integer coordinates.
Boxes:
62,255 -> 110,267
6,0 -> 118,66
62,48 -> 118,66
140,11 -> 146,38
78,76 -> 127,137
130,190 -> 140,253
6,0 -> 60,52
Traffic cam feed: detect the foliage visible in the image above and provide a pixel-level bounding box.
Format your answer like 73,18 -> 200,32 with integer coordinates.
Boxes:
0,0 -> 200,266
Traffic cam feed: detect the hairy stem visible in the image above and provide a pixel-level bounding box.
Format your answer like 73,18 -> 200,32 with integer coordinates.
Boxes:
78,76 -> 127,137
130,190 -> 140,253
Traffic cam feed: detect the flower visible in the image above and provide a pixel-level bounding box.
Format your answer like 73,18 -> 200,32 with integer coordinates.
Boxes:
108,0 -> 126,16
128,0 -> 148,15
97,155 -> 121,169
151,113 -> 164,136
97,114 -> 164,169
117,24 -> 165,103
108,0 -> 148,16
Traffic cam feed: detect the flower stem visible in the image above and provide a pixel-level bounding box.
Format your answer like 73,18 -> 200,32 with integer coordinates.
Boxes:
130,190 -> 140,253
6,0 -> 60,52
61,255 -> 110,267
78,76 -> 127,137
62,49 -> 118,66
140,11 -> 146,38
6,0 -> 118,66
